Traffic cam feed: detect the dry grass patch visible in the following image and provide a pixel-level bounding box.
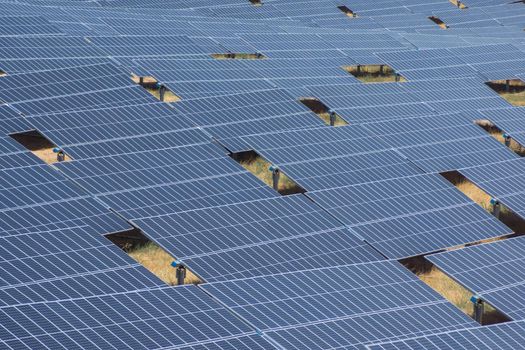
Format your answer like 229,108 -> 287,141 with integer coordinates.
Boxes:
443,171 -> 525,235
10,130 -> 71,164
402,256 -> 509,325
235,151 -> 304,195
486,80 -> 525,106
450,0 -> 468,9
300,98 -> 348,126
132,75 -> 181,102
500,90 -> 525,106
129,242 -> 201,285
417,266 -> 508,324
476,119 -> 525,156
148,88 -> 181,102
343,65 -> 406,83
428,16 -> 449,29
337,5 -> 357,17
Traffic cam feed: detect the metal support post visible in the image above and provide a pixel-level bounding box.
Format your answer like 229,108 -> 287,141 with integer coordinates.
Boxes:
269,165 -> 280,191
490,198 -> 501,219
159,85 -> 167,102
503,133 -> 511,147
470,295 -> 484,323
53,147 -> 65,162
329,111 -> 336,126
171,261 -> 187,286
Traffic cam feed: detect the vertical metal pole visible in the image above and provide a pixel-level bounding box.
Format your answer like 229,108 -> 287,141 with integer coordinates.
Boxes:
504,134 -> 511,147
57,151 -> 65,162
491,198 -> 501,219
176,265 -> 186,286
470,296 -> 484,324
159,85 -> 166,102
356,65 -> 361,75
139,76 -> 144,85
269,165 -> 280,191
379,65 -> 384,75
395,73 -> 401,82
329,111 -> 336,126
506,80 -> 510,93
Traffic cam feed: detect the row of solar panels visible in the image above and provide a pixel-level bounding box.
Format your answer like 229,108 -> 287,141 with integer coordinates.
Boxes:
0,54 -> 520,350
0,0 -> 525,349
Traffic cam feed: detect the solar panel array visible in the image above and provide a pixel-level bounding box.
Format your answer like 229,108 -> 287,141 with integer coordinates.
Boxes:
369,320 -> 525,350
1,0 -> 525,349
428,236 -> 525,321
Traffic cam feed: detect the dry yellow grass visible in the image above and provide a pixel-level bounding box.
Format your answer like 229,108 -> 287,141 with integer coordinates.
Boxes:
476,119 -> 525,155
337,6 -> 357,17
428,16 -> 449,29
500,91 -> 525,106
132,75 -> 181,102
456,180 -> 492,210
416,266 -> 507,324
343,65 -> 406,83
418,267 -> 474,316
449,0 -> 467,9
299,98 -> 348,126
317,111 -> 348,126
147,88 -> 181,102
238,153 -> 303,195
448,176 -> 525,234
128,242 -> 201,285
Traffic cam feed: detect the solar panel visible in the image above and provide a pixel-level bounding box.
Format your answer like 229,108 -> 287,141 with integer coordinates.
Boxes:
11,85 -> 157,116
0,63 -> 134,104
242,126 -> 422,190
133,195 -> 382,282
427,236 -> 525,320
175,334 -> 278,350
2,1 -> 525,349
369,320 -> 525,350
27,103 -> 196,145
460,158 -> 525,218
0,285 -> 256,349
0,16 -> 63,37
307,174 -> 512,258
171,89 -> 325,149
0,57 -> 112,74
362,113 -> 519,172
0,225 -> 164,297
202,260 -> 477,349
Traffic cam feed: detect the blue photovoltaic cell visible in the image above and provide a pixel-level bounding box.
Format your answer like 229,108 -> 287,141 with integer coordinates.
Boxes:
427,236 -> 525,320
